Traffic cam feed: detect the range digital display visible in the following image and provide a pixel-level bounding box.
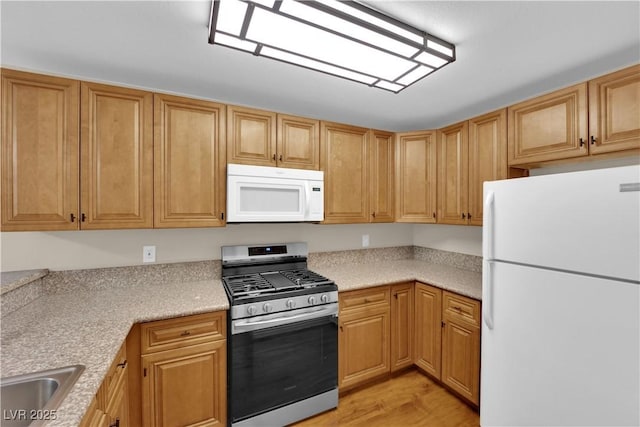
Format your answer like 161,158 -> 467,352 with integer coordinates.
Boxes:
248,245 -> 287,256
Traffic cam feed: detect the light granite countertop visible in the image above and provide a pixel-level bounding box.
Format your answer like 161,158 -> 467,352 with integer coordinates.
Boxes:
0,255 -> 480,426
0,278 -> 229,427
315,259 -> 482,300
1,269 -> 48,294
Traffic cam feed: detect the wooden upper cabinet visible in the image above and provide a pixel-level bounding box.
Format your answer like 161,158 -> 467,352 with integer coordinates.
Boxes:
80,82 -> 153,229
154,94 -> 226,228
437,121 -> 469,225
227,105 -> 276,167
395,131 -> 437,223
468,109 -> 507,226
277,114 -> 320,170
1,69 -> 79,231
508,83 -> 588,166
588,64 -> 640,155
370,129 -> 395,223
320,121 -> 370,223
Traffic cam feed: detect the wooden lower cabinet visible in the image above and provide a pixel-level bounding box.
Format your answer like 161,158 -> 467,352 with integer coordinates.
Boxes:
414,282 -> 442,378
390,282 -> 413,371
80,342 -> 129,427
140,311 -> 227,427
338,286 -> 390,390
440,291 -> 481,406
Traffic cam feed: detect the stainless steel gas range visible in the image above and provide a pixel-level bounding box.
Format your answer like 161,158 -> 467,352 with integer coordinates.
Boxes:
221,242 -> 338,427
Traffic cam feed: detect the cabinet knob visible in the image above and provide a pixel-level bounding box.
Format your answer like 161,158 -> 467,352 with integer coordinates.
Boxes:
372,211 -> 376,218
81,213 -> 86,222
579,138 -> 585,147
590,136 -> 597,145
432,212 -> 436,218
70,213 -> 76,223
117,360 -> 127,369
180,330 -> 191,336
272,154 -> 276,161
461,213 -> 466,219
468,212 -> 472,219
279,154 -> 283,161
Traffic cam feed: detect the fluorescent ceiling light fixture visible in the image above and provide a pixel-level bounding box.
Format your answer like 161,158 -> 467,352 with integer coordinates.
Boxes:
208,0 -> 455,93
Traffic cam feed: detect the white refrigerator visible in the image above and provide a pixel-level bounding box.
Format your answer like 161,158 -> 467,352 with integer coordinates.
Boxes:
481,164 -> 640,426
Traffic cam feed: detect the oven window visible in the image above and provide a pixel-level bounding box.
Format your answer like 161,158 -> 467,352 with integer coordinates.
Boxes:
239,186 -> 300,212
230,315 -> 338,423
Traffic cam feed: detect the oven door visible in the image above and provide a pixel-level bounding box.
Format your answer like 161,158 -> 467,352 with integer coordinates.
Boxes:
230,304 -> 338,424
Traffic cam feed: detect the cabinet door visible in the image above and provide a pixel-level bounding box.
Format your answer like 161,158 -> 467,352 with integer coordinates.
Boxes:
79,396 -> 109,427
441,318 -> 480,406
320,121 -> 370,223
370,129 -> 395,223
142,340 -> 227,427
468,109 -> 507,226
395,131 -> 437,223
277,114 -> 319,170
588,64 -> 640,155
80,82 -> 153,229
227,105 -> 276,167
339,305 -> 390,390
508,83 -> 588,166
437,121 -> 469,225
106,366 -> 130,427
1,69 -> 79,231
390,282 -> 413,372
414,282 -> 442,379
154,94 -> 226,228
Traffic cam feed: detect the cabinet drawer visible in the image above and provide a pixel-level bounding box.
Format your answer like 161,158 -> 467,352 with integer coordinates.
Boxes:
443,292 -> 481,327
339,286 -> 390,311
141,311 -> 226,354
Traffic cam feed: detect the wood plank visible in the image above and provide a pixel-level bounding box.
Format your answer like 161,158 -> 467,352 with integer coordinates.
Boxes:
291,369 -> 479,427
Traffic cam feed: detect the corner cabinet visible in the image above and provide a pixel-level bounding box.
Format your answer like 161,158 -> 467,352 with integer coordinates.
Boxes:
588,64 -> 640,155
1,69 -> 79,231
154,94 -> 226,228
320,121 -> 370,224
370,129 -> 395,223
437,109 -> 507,226
395,131 -> 437,223
140,311 -> 227,427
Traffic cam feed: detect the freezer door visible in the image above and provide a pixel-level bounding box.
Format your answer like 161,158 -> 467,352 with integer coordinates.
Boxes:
481,262 -> 639,427
483,165 -> 640,282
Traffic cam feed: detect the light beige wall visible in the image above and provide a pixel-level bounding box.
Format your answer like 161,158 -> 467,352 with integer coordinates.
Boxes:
0,223 -> 414,271
412,224 -> 482,256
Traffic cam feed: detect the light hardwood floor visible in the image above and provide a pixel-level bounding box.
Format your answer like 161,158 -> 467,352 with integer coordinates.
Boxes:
291,369 -> 480,427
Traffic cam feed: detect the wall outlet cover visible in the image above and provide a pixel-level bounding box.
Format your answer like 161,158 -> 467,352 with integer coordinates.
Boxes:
143,245 -> 156,263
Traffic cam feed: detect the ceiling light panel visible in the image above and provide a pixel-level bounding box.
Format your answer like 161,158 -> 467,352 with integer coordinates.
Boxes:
208,0 -> 456,93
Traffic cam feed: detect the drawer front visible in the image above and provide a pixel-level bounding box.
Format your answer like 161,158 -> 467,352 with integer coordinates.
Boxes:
443,291 -> 481,327
339,286 -> 390,312
141,311 -> 226,354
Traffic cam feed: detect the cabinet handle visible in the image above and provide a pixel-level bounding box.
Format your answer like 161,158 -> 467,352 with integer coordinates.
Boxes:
220,212 -> 225,220
117,360 -> 127,369
432,212 -> 436,219
70,213 -> 76,223
109,419 -> 120,427
340,325 -> 343,332
441,321 -> 445,328
590,136 -> 597,145
468,212 -> 471,219
453,306 -> 462,311
180,330 -> 191,337
394,293 -> 398,299
81,213 -> 86,222
579,138 -> 585,147
372,211 -> 376,218
279,154 -> 283,161
272,154 -> 276,161
461,213 -> 466,219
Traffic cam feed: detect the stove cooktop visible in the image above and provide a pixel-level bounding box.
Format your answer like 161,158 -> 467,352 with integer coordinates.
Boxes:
223,269 -> 334,298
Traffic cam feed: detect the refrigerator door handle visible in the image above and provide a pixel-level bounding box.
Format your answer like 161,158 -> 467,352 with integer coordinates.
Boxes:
483,190 -> 495,330
483,191 -> 495,260
483,260 -> 494,330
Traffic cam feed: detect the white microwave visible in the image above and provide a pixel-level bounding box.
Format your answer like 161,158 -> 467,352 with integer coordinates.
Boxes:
227,164 -> 324,222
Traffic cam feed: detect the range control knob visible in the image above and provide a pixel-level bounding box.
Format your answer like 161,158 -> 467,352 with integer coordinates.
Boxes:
263,303 -> 273,313
286,299 -> 296,309
247,305 -> 257,316
308,296 -> 317,305
321,294 -> 329,303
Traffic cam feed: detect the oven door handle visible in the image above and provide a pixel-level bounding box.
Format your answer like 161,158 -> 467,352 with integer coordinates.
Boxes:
232,304 -> 338,334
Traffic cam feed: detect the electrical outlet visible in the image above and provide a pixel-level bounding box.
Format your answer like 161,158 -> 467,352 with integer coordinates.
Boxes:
143,245 -> 156,263
362,234 -> 370,247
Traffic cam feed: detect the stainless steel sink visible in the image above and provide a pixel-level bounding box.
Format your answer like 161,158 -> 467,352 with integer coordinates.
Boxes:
1,365 -> 85,426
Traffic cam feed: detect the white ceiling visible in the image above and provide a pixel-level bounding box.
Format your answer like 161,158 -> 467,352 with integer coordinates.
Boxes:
1,1 -> 639,131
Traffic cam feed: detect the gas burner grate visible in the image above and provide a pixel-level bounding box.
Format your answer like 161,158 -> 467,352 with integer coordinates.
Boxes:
224,274 -> 275,297
280,269 -> 333,287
